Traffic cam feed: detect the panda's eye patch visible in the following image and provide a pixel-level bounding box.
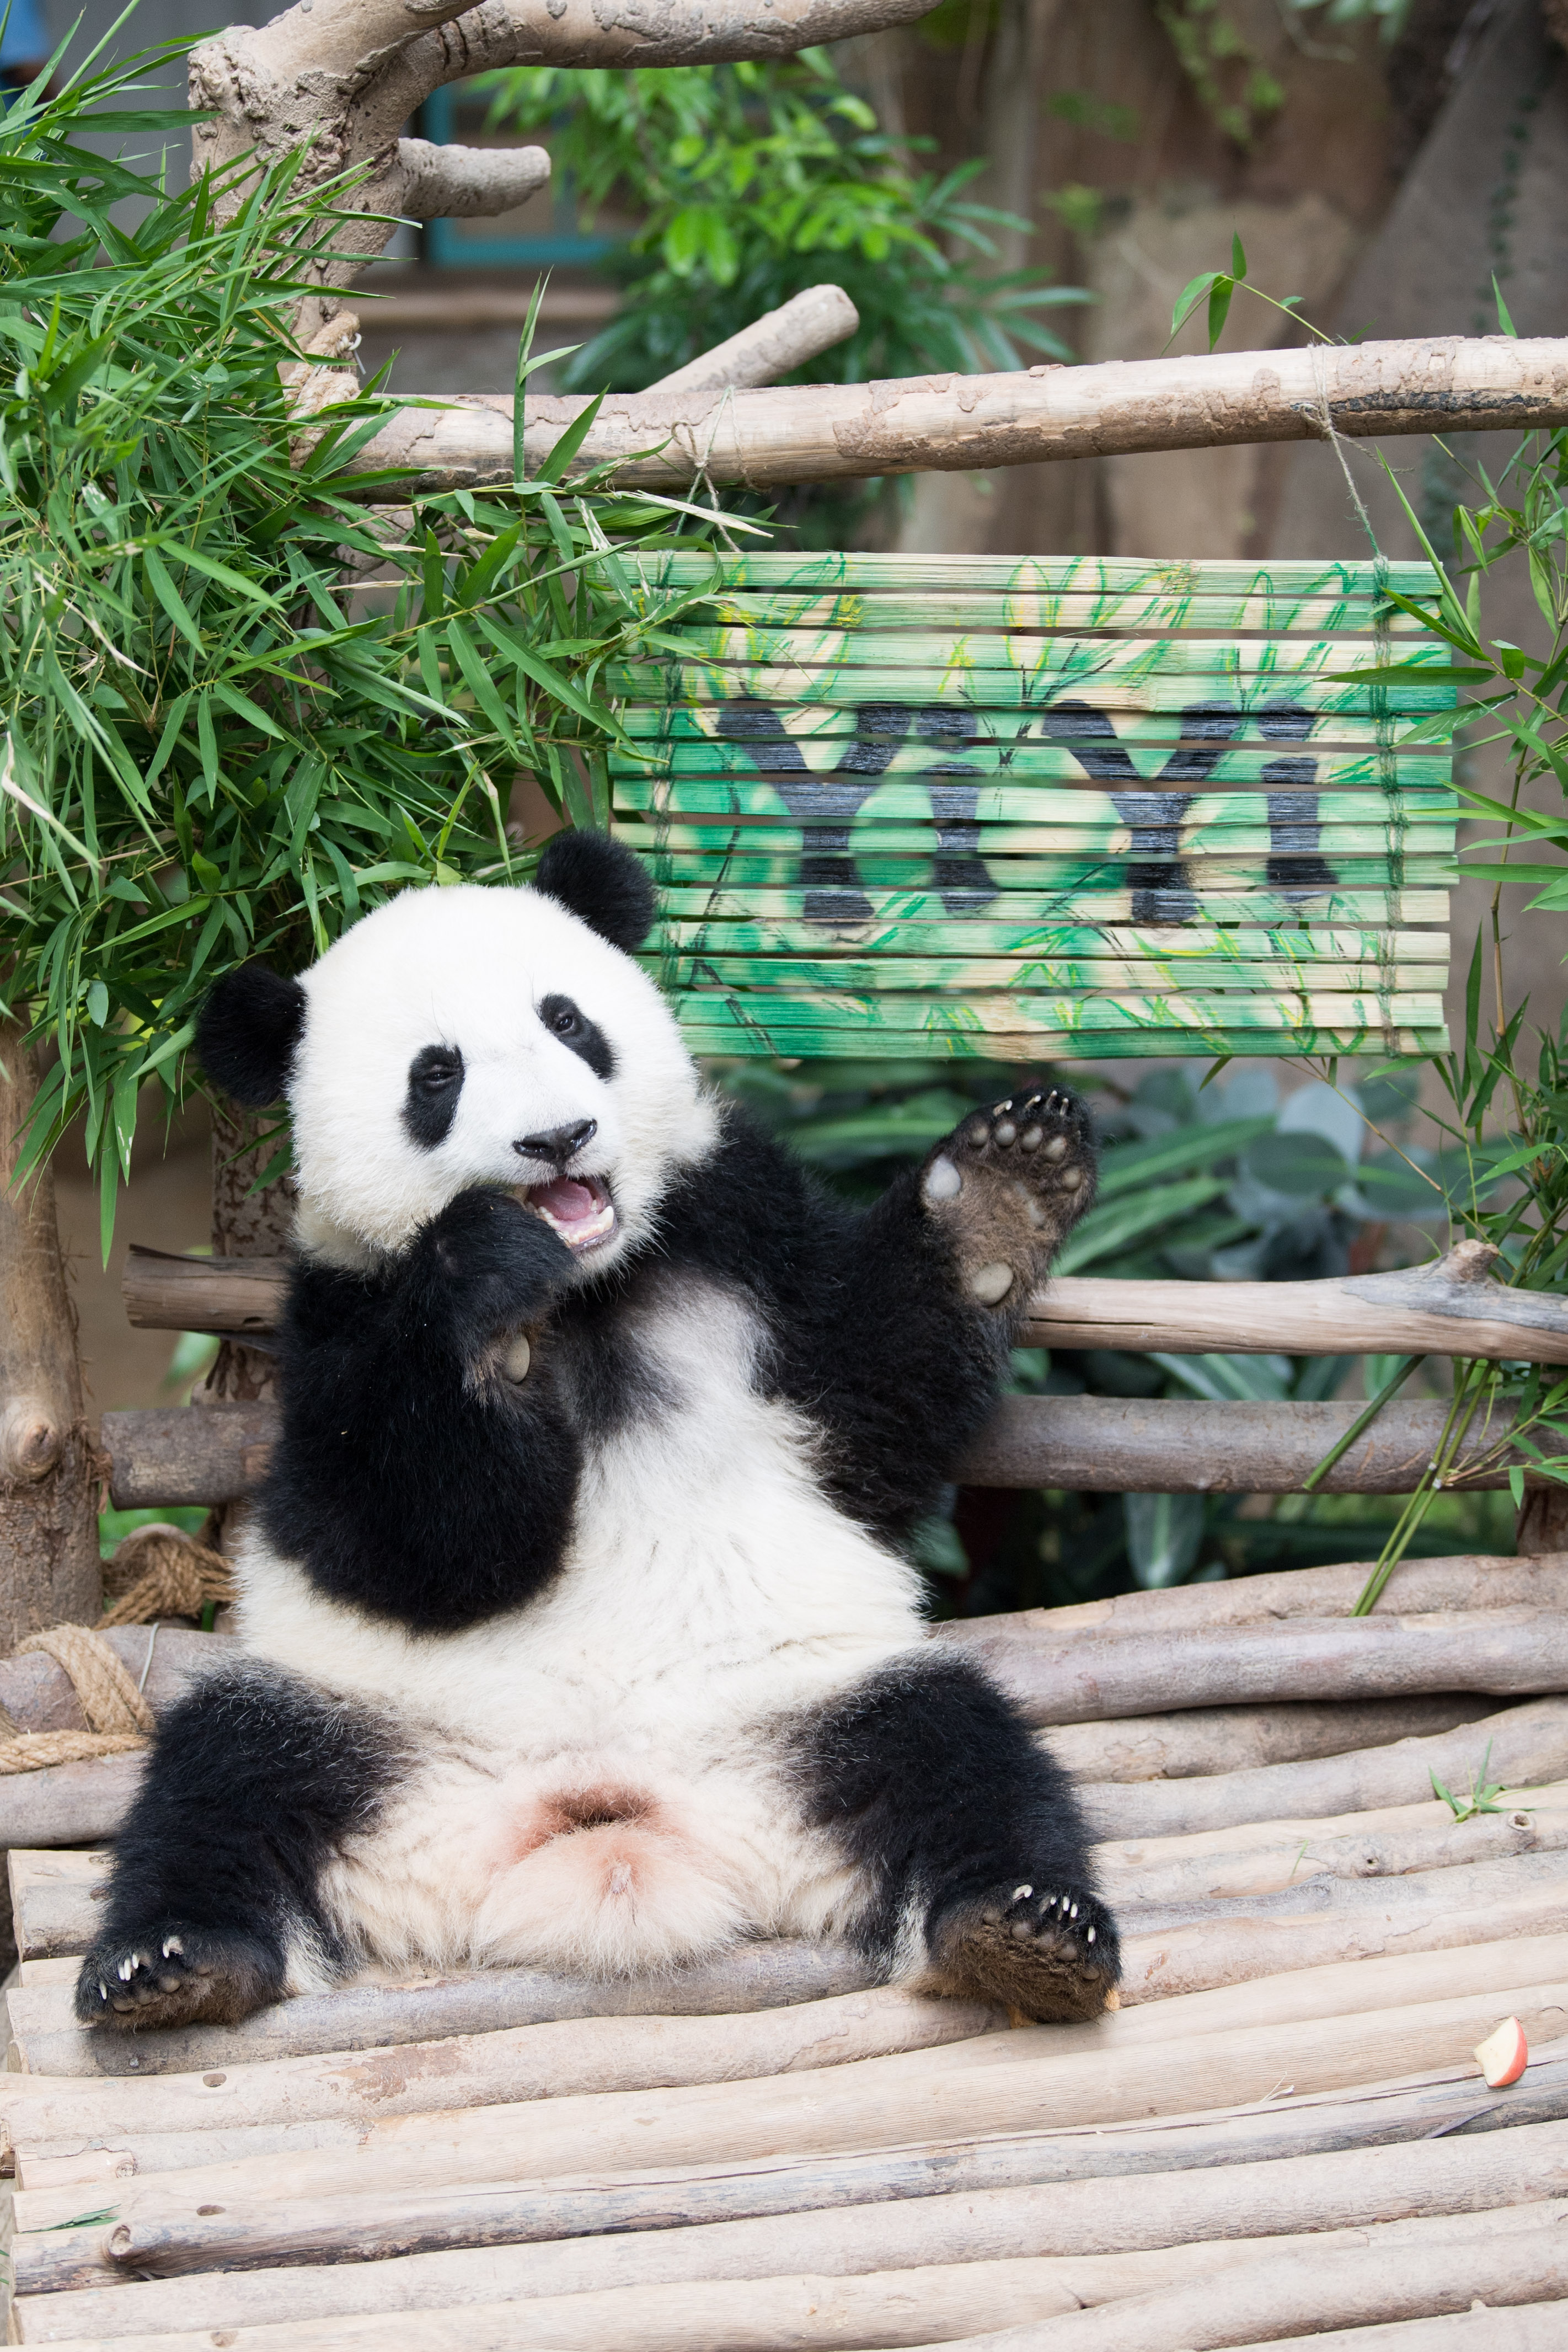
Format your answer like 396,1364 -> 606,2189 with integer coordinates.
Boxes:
539,993 -> 614,1082
403,1043 -> 464,1148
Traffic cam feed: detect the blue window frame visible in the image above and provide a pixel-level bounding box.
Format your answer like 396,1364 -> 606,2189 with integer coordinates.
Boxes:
421,86 -> 613,268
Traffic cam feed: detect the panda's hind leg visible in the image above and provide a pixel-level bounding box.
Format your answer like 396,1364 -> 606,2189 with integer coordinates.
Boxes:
795,1651 -> 1119,2025
76,1663 -> 402,2034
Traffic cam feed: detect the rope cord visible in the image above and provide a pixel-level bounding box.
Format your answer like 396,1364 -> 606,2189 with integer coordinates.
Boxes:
0,1528 -> 235,1774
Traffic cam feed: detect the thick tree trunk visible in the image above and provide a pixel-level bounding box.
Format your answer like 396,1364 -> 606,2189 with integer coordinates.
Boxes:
0,1029 -> 101,1648
204,1106 -> 295,1410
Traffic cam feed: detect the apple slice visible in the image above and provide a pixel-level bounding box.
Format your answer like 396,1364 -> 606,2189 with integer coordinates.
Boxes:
1474,2016 -> 1529,2088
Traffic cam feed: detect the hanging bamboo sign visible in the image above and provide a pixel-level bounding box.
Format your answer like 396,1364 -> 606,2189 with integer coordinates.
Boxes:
614,553 -> 1458,1061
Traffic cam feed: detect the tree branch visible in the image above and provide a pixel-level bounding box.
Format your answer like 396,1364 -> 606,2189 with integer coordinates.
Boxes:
338,334 -> 1568,489
647,285 -> 859,392
394,136 -> 549,220
187,0 -> 936,335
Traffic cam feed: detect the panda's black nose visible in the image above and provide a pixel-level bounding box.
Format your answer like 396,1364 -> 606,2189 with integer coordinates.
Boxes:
515,1119 -> 597,1167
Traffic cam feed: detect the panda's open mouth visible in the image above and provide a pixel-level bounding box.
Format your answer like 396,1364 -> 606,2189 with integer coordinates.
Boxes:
522,1173 -> 618,1254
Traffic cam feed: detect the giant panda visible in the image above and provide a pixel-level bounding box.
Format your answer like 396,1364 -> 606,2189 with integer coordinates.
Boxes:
78,833 -> 1120,2033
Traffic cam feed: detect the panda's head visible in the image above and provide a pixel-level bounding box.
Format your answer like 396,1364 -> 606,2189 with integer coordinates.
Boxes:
196,835 -> 714,1270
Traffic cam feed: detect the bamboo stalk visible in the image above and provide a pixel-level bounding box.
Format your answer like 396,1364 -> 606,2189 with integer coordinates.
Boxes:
1079,1698 -> 1568,1840
18,2044 -> 1568,2318
1046,1696 -> 1496,1784
15,2121 -> 1568,2342
14,2203 -> 1568,2350
15,1981 -> 1567,2245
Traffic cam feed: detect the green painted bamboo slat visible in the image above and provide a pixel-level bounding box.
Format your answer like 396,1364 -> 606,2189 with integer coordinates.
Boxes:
617,553 -> 1454,1057
665,957 -> 1442,991
608,662 -> 1456,715
616,780 -> 1454,824
656,921 -> 1448,959
639,552 -> 1438,596
652,888 -> 1455,923
612,744 -> 1443,785
622,706 -> 1445,746
676,1024 -> 1447,1060
680,592 -> 1424,634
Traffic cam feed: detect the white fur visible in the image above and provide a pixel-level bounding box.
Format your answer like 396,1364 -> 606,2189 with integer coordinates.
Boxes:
288,883 -> 716,1263
240,1276 -> 927,1977
244,878 -> 933,1984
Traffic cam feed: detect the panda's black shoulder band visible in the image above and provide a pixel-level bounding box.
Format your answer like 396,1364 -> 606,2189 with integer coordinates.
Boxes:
197,965 -> 307,1108
534,832 -> 656,954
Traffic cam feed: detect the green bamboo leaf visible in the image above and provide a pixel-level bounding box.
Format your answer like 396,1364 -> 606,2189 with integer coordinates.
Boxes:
142,545 -> 202,650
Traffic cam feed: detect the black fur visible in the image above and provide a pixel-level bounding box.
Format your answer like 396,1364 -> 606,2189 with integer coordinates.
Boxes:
196,965 -> 307,1108
539,992 -> 615,1081
648,1103 -> 1009,1538
262,1188 -> 582,1631
534,832 -> 656,953
74,1663 -> 402,2031
403,1043 -> 465,1148
793,1650 -> 1119,2019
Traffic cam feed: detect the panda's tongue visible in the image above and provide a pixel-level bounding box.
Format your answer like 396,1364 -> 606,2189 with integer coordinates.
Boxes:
527,1173 -> 616,1252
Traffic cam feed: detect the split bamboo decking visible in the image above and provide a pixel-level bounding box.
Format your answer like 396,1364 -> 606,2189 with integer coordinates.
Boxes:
2,1554 -> 1568,2348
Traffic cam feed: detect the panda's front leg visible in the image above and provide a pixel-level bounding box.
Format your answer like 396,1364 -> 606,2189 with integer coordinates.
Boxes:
798,1652 -> 1119,2024
74,1663 -> 400,2032
919,1084 -> 1097,1321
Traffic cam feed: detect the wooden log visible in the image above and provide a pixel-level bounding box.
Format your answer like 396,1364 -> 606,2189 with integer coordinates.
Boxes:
14,1937 -> 1567,2196
3,1939 -> 875,2079
14,2204 -> 1568,2349
956,1609 -> 1568,1726
931,2216 -> 1568,2352
0,1987 -> 1000,2188
18,2044 -> 1567,2323
1096,1785 -> 1568,1904
647,287 -> 859,394
957,1396 -> 1565,1492
0,1629 -> 223,1744
1205,2309 -> 1568,2351
101,1404 -> 275,1510
121,1246 -> 1568,1364
954,1555 -> 1568,1634
0,1754 -> 144,1851
345,335 -> 1568,493
1045,1696 -> 1497,1784
100,1393 -> 1568,1503
15,2121 -> 1568,2342
1078,1698 -> 1568,1840
1100,1787 -> 1561,1900
1020,1245 -> 1568,1364
15,1981 -> 1567,2243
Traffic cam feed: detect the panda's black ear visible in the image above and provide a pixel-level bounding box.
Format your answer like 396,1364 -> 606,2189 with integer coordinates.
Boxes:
534,831 -> 656,954
196,965 -> 307,1107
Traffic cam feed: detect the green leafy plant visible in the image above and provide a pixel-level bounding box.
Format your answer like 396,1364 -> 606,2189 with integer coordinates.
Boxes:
0,46 -> 727,1252
478,53 -> 1089,393
1430,1741 -> 1526,1822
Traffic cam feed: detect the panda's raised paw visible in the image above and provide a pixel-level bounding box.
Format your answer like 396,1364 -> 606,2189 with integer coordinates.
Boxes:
927,1878 -> 1120,2024
415,1186 -> 576,1342
919,1089 -> 1096,1308
74,1923 -> 283,2032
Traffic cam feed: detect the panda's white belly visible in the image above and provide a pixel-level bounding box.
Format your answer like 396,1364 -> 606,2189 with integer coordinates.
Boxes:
234,1280 -> 929,1977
